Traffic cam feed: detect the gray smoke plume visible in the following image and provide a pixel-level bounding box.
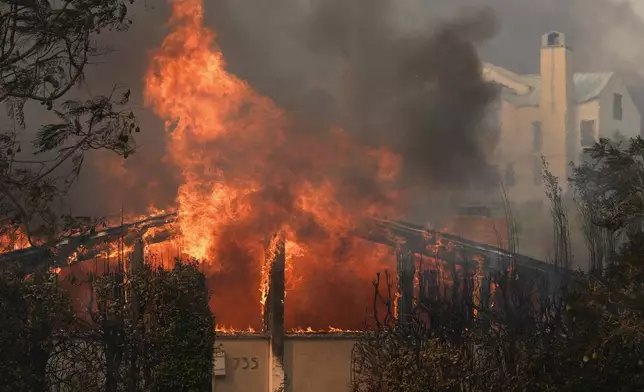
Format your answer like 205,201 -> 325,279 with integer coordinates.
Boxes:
201,0 -> 644,132
65,0 -> 644,218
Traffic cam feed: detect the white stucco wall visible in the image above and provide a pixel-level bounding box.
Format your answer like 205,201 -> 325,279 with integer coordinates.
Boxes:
213,335 -> 359,392
597,75 -> 641,139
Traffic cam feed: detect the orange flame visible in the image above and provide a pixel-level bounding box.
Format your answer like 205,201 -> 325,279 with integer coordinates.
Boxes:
98,242 -> 135,260
216,324 -> 257,335
288,326 -> 361,334
0,228 -> 29,251
144,0 -> 402,330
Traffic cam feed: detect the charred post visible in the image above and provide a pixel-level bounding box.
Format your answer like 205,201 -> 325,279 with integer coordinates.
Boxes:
268,237 -> 285,355
263,235 -> 286,341
130,236 -> 145,273
126,235 -> 144,390
396,250 -> 415,328
473,255 -> 490,317
479,256 -> 492,310
263,233 -> 286,392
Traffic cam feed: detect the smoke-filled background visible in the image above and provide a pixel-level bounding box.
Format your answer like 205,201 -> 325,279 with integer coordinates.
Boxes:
67,0 -> 644,223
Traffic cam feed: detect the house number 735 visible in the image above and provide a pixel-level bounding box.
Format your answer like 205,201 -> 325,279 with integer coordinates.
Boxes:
233,357 -> 259,370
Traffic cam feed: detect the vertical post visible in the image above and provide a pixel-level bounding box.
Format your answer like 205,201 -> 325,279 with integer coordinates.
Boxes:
473,255 -> 490,318
480,273 -> 492,310
264,234 -> 286,392
127,236 -> 144,391
396,250 -> 415,328
130,236 -> 144,272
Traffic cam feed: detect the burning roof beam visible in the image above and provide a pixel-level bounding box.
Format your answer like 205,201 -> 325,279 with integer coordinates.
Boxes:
0,213 -> 177,270
1,211 -> 561,279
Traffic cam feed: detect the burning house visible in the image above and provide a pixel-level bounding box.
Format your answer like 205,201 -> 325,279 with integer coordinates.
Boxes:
1,209 -> 566,392
0,0 -> 575,390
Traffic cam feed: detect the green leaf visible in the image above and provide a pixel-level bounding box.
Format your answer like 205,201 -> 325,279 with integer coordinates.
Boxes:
34,123 -> 71,153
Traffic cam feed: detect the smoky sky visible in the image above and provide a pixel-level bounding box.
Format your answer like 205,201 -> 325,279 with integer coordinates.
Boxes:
301,2 -> 499,189
64,0 -> 644,218
203,0 -> 500,195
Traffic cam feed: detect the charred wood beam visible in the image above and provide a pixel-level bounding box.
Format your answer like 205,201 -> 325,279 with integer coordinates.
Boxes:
3,211 -> 564,283
64,228 -> 177,267
0,213 -> 177,270
363,218 -> 562,276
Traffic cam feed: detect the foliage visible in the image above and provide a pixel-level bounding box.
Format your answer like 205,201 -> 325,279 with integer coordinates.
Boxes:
0,0 -> 140,248
541,155 -> 572,270
0,263 -> 74,392
571,136 -> 644,233
352,136 -> 644,391
353,267 -> 481,392
353,330 -> 473,392
134,260 -> 215,392
566,136 -> 644,389
0,256 -> 214,392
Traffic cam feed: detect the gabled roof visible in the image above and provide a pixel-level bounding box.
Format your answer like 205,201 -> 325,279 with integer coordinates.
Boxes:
482,63 -> 614,108
574,73 -> 614,103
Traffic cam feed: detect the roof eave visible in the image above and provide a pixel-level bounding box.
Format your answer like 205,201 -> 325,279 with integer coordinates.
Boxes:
577,96 -> 601,105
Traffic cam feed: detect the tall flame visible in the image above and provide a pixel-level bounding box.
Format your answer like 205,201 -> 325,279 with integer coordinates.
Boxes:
144,0 -> 401,329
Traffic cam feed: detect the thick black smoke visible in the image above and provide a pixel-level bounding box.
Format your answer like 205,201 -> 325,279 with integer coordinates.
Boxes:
310,3 -> 499,189
65,0 -> 644,218
204,1 -> 500,191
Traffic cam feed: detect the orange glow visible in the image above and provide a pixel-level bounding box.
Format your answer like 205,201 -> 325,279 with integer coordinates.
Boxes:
98,242 -> 135,260
216,325 -> 257,334
288,326 -> 361,334
143,0 -> 402,330
214,325 -> 361,335
0,228 -> 29,251
49,266 -> 62,275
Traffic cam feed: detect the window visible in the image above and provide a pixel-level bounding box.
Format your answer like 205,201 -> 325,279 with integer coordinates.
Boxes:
504,163 -> 516,187
532,121 -> 542,153
547,32 -> 561,46
580,120 -> 596,147
533,156 -> 542,186
613,93 -> 623,121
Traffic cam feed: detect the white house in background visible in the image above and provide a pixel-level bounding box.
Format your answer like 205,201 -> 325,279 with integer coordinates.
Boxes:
482,31 -> 642,204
